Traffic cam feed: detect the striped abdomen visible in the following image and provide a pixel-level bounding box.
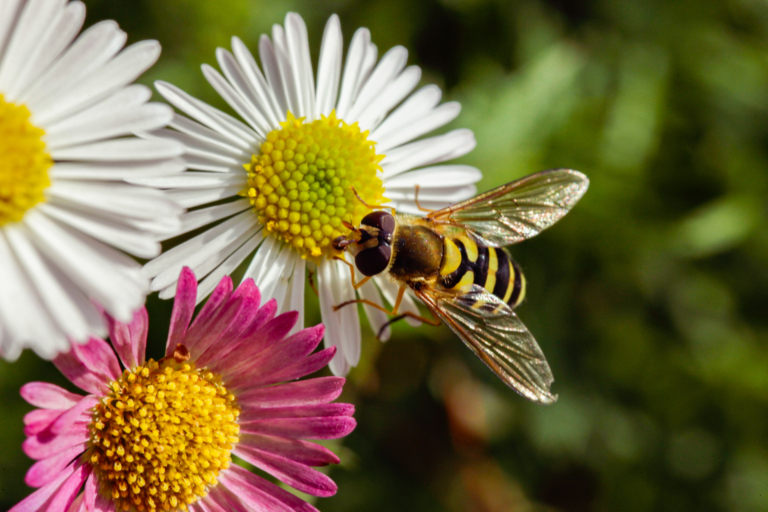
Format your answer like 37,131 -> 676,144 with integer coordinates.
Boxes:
438,235 -> 526,308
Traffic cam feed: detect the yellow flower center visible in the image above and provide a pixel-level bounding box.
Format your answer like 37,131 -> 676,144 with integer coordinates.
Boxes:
0,94 -> 51,227
88,353 -> 240,512
244,111 -> 385,259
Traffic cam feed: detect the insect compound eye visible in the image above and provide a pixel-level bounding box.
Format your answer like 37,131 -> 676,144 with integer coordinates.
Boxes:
361,211 -> 395,243
355,244 -> 392,277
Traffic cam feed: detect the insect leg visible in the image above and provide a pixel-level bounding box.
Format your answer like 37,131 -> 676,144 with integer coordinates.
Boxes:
307,267 -> 319,296
413,184 -> 435,213
376,311 -> 441,338
332,255 -> 371,289
350,186 -> 397,215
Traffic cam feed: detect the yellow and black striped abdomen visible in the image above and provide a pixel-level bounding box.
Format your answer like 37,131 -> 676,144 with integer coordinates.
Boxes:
438,235 -> 526,308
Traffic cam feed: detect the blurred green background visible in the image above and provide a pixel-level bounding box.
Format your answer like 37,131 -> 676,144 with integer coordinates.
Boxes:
3,0 -> 768,510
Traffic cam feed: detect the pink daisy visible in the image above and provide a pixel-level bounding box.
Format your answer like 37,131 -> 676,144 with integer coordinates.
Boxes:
12,267 -> 355,512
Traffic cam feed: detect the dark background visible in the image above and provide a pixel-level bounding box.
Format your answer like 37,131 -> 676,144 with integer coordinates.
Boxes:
2,0 -> 768,510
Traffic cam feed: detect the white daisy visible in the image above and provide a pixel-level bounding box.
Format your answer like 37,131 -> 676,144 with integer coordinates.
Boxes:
0,0 -> 184,360
142,12 -> 481,375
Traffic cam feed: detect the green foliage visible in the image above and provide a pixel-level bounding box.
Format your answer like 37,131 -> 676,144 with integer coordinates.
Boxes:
3,0 -> 768,510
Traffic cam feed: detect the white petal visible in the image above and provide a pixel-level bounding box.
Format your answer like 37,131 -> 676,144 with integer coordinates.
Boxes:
376,277 -> 421,327
147,127 -> 247,166
23,209 -> 146,323
242,235 -> 287,299
0,232 -> 68,359
358,277 -> 391,341
376,102 -> 461,154
38,202 -> 161,258
347,45 -> 408,124
270,23 -> 301,116
215,47 -> 274,134
169,113 -> 252,157
358,65 -> 421,132
46,102 -> 172,150
260,249 -> 294,313
386,184 -> 476,203
381,129 -> 477,179
4,0 -> 84,99
0,0 -> 23,65
335,27 -> 370,120
129,172 -> 245,189
33,40 -> 162,127
0,0 -> 64,98
317,259 -> 349,376
335,259 -> 361,367
155,80 -> 258,150
4,224 -> 92,343
152,217 -> 260,292
371,85 -> 442,142
230,36 -> 283,127
143,210 -> 254,278
194,230 -> 262,303
203,62 -> 269,137
315,14 -> 342,117
258,34 -> 288,116
50,158 -> 185,181
285,12 -> 315,119
383,165 -> 482,189
46,180 -> 183,221
22,20 -> 126,115
50,137 -> 184,161
176,199 -> 251,237
166,185 -> 243,209
288,256 -> 306,333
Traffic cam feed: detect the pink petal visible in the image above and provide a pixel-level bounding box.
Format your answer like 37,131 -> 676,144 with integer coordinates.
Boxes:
10,459 -> 90,512
239,403 -> 354,422
239,415 -> 357,440
50,396 -> 98,435
67,494 -> 86,512
211,311 -> 298,379
185,275 -> 233,352
24,411 -> 88,437
24,409 -> 65,436
106,307 -> 148,368
84,471 -> 115,512
193,281 -> 264,366
219,465 -> 318,512
224,325 -> 324,389
239,433 -> 340,465
166,267 -> 198,356
234,444 -> 338,497
245,347 -> 338,389
20,383 -> 82,410
204,486 -> 253,512
24,428 -> 89,460
53,338 -> 120,395
25,443 -> 86,487
236,377 -> 345,408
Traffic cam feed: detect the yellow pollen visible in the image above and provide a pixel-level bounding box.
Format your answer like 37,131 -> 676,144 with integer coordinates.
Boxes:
0,94 -> 51,226
88,355 -> 240,512
243,111 -> 386,259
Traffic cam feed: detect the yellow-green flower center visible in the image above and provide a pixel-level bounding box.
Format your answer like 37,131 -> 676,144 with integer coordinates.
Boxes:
88,354 -> 240,512
244,111 -> 385,259
0,94 -> 51,227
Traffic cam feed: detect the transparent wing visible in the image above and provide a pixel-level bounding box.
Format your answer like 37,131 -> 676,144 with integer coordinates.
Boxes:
417,285 -> 557,404
427,169 -> 589,247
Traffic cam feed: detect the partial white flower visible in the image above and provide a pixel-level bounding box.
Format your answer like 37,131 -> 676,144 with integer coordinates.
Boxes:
142,12 -> 481,375
0,0 -> 184,360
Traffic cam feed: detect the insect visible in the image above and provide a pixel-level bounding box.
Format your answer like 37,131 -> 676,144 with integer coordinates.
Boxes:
331,169 -> 589,404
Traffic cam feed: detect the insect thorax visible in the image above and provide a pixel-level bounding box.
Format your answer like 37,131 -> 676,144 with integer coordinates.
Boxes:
388,222 -> 444,280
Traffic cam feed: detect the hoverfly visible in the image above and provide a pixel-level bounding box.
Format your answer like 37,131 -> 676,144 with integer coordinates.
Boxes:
332,169 -> 589,404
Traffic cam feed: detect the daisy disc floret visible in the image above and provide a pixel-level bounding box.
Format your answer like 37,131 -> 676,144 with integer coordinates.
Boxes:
143,12 -> 482,376
0,95 -> 51,225
90,357 -> 240,511
13,268 -> 355,512
246,111 -> 384,258
0,0 -> 184,361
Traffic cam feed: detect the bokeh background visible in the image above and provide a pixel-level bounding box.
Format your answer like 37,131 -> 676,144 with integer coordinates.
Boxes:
3,0 -> 768,510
